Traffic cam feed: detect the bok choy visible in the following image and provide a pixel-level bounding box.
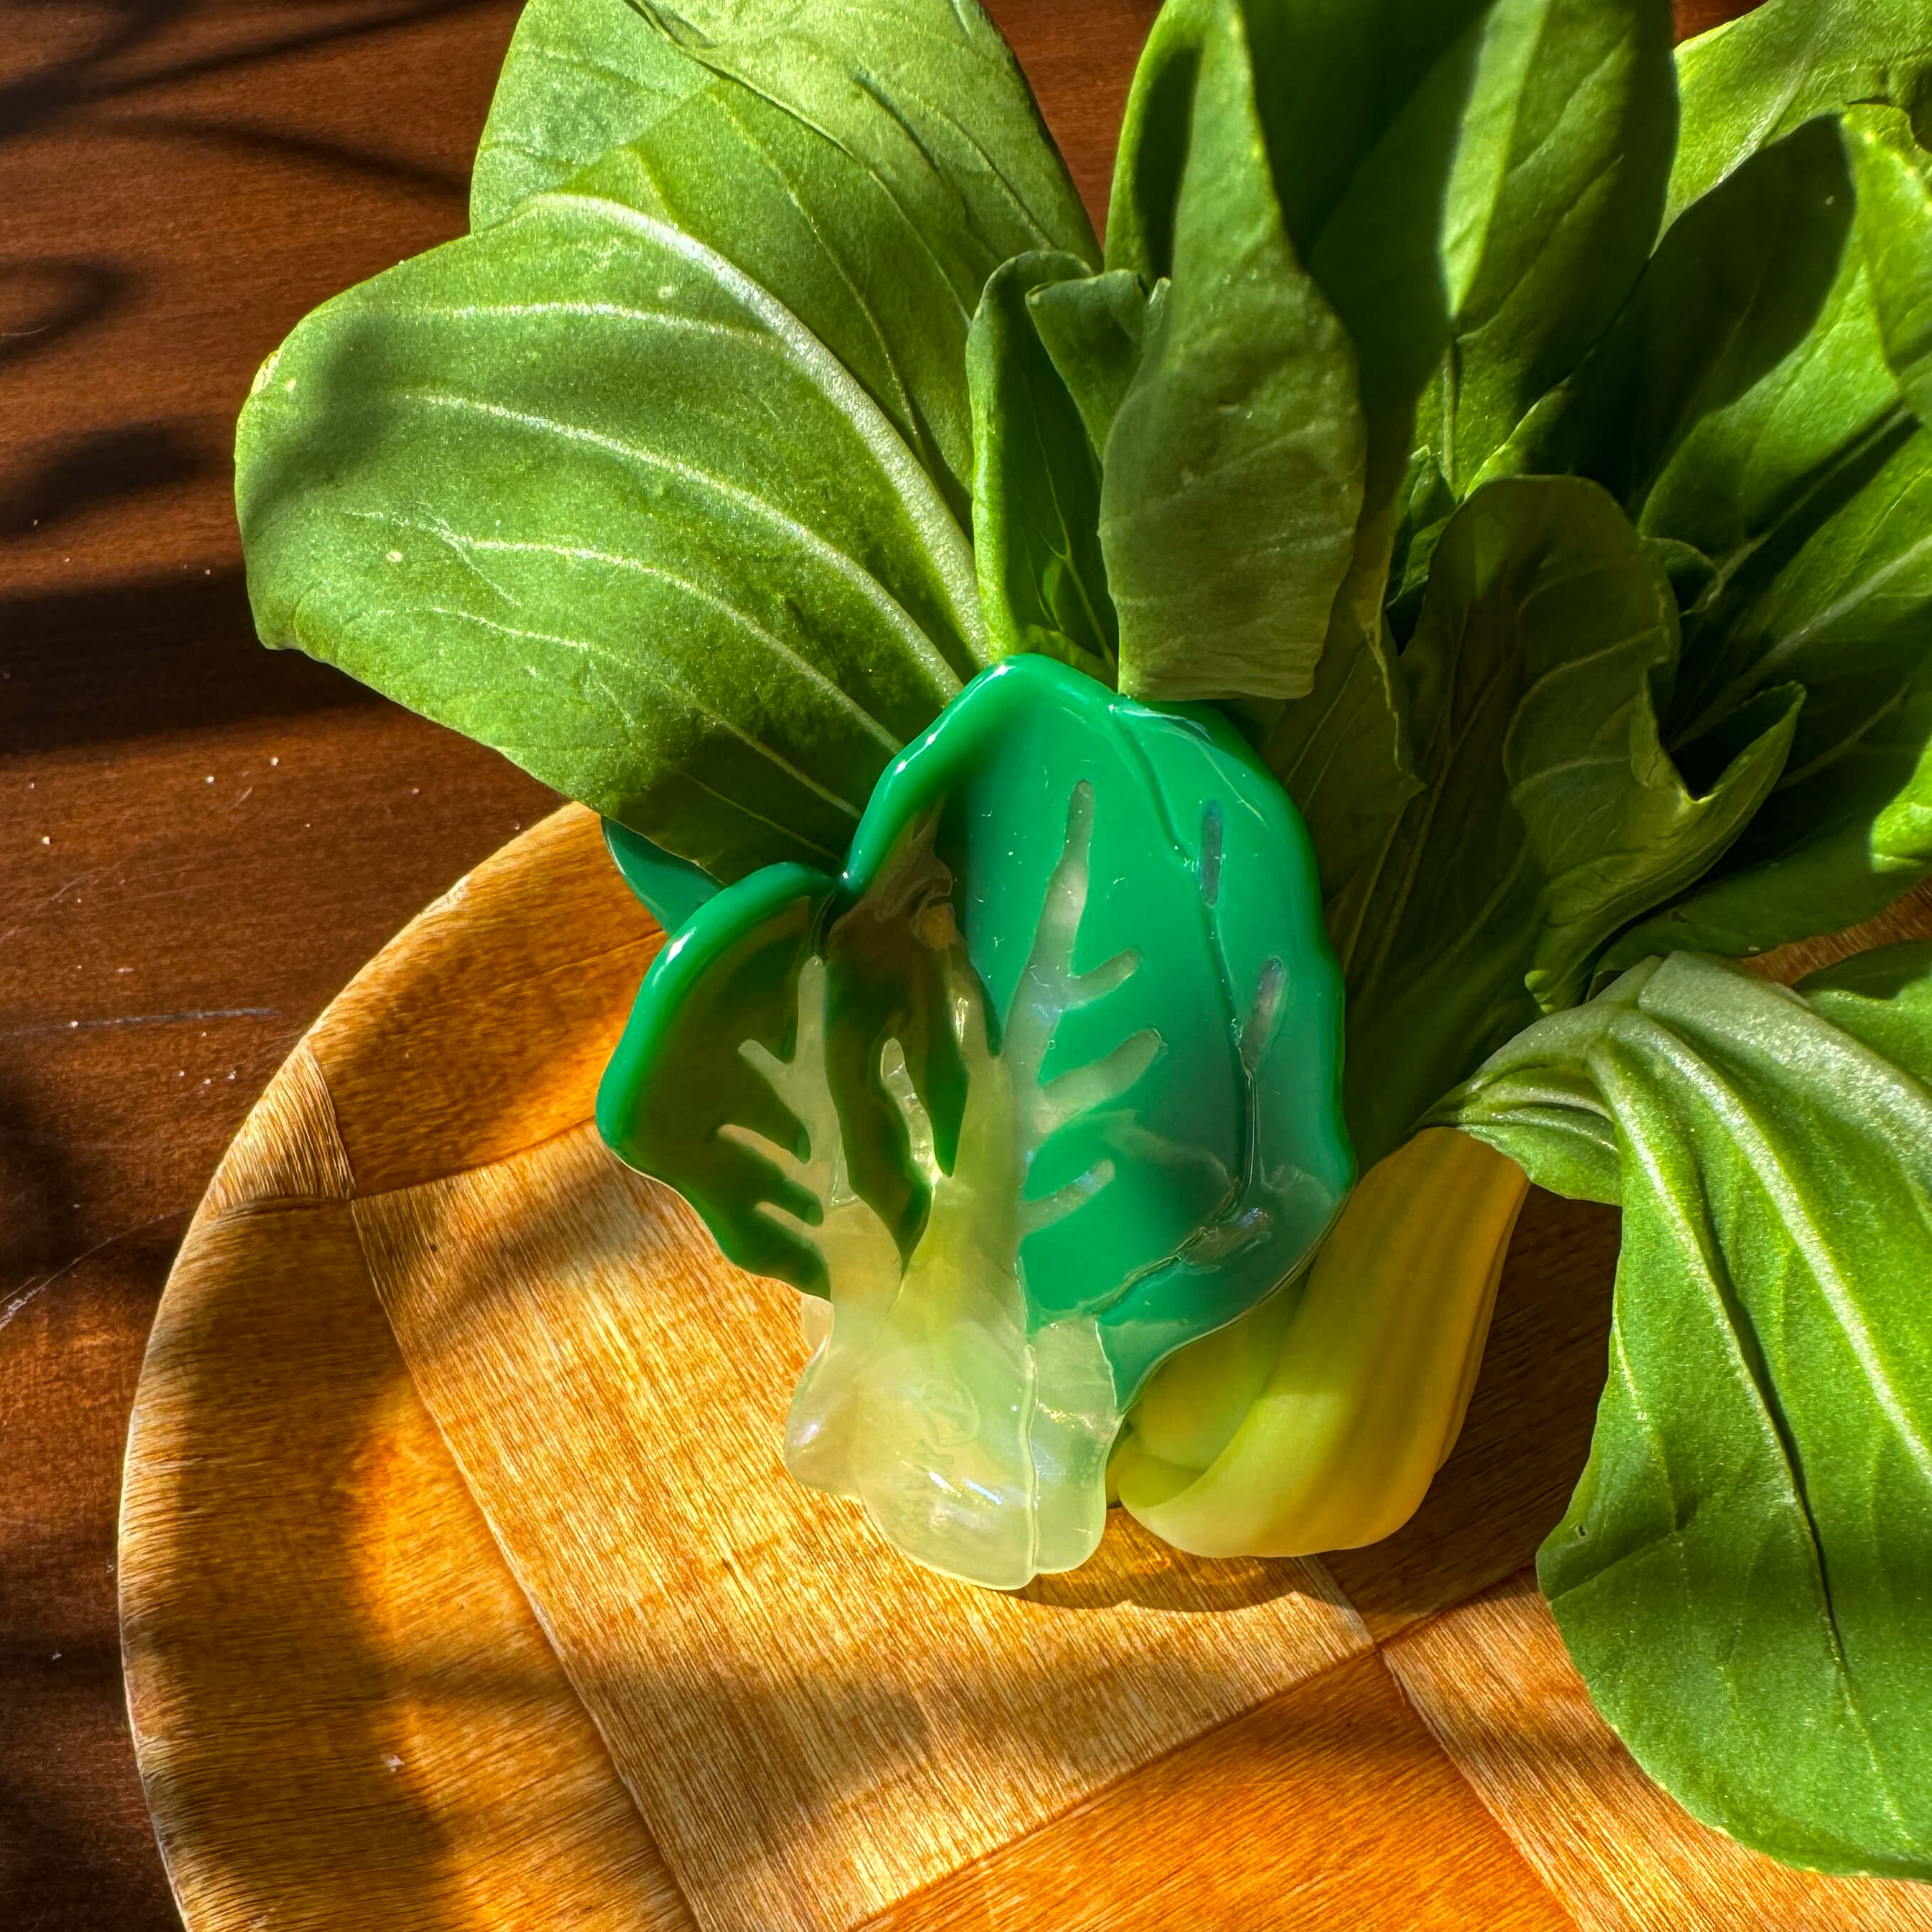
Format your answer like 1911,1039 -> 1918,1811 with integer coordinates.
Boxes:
234,0 -> 1932,1881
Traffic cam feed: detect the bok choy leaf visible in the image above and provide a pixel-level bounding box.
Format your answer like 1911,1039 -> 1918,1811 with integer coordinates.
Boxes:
1434,949 -> 1932,1879
1098,0 -> 1365,703
1668,0 -> 1932,222
1495,108 -> 1932,963
474,0 -> 1099,286
566,76 -> 985,521
236,193 -> 984,882
1333,477 -> 1796,1165
966,253 -> 1119,678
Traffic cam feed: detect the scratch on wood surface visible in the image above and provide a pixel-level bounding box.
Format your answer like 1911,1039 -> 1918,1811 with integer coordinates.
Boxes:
2,1211 -> 180,1331
0,1006 -> 278,1042
0,864 -> 119,949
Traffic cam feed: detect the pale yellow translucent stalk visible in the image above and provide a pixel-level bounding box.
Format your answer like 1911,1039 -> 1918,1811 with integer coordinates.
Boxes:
731,789 -> 1138,1589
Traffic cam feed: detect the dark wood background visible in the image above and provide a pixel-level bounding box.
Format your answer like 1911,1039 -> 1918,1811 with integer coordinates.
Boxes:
0,2 -> 1742,1923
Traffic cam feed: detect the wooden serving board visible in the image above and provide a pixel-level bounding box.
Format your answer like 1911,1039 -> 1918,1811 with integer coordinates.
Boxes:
118,804 -> 1932,1932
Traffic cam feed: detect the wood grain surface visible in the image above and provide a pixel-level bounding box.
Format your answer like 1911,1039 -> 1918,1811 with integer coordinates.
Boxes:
122,1189 -> 687,1932
1385,1579 -> 1932,1932
360,1122 -> 1367,1932
0,0 -> 1804,1924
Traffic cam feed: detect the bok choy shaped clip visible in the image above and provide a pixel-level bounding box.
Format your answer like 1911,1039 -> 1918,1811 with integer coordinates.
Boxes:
597,654 -> 1353,1588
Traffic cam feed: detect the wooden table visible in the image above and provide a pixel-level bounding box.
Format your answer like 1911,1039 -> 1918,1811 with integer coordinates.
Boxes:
0,3 -> 1745,1925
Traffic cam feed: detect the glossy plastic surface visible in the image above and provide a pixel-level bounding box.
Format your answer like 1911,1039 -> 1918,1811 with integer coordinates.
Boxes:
1112,1130 -> 1528,1558
599,655 -> 1353,1586
601,816 -> 720,935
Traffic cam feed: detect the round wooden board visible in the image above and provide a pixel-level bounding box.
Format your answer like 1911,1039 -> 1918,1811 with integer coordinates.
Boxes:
118,804 -> 1932,1932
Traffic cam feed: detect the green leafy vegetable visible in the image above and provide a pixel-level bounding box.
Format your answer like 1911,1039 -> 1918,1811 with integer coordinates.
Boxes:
1335,477 -> 1796,1166
629,1 -> 1099,269
1434,951 -> 1932,1879
237,192 -> 983,881
1803,936 -> 1932,1078
1105,0 -> 1678,866
1098,0 -> 1365,702
966,252 -> 1118,678
240,0 -> 1932,1874
569,76 -> 982,519
1495,110 -> 1932,962
1606,423 -> 1932,965
1115,0 -> 1674,517
1848,104 -> 1932,419
475,0 -> 1100,283
1418,0 -> 1676,485
1258,575 -> 1419,906
1494,118 -> 1895,562
471,0 -> 703,226
1026,269 -> 1150,458
1668,0 -> 1932,222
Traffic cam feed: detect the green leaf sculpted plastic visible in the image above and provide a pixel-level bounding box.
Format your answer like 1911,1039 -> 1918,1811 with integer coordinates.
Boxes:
601,817 -> 720,935
597,654 -> 1353,1586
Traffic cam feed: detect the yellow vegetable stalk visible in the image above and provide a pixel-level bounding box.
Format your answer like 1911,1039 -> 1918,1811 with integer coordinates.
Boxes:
1110,1130 -> 1529,1557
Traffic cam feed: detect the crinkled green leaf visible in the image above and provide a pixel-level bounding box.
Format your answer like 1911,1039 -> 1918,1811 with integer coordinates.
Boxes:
1492,118 -> 1900,569
1668,0 -> 1932,224
966,252 -> 1117,679
1340,479 -> 1794,1167
1608,420 -> 1932,965
470,0 -> 703,227
1627,151 -> 1902,575
471,0 -> 1094,518
1313,0 -> 1675,491
1109,0 -> 1482,287
472,0 -> 1097,282
1847,104 -> 1932,422
1109,0 -> 1466,722
1433,951 -> 1932,1881
1425,998 -> 1625,1204
1423,0 -> 1675,483
639,0 -> 1097,269
567,76 -> 980,520
1490,114 -> 1932,961
1642,113 -> 1932,954
1100,0 -> 1365,703
1800,937 -> 1932,1081
1026,269 -> 1150,460
1646,534 -> 1720,614
1259,510 -> 1421,905
1113,0 -> 1673,495
1107,0 -> 1672,853
235,192 -> 983,882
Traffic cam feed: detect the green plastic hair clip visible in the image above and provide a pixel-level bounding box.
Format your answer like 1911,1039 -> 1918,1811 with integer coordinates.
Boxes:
598,654 -> 1353,1588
